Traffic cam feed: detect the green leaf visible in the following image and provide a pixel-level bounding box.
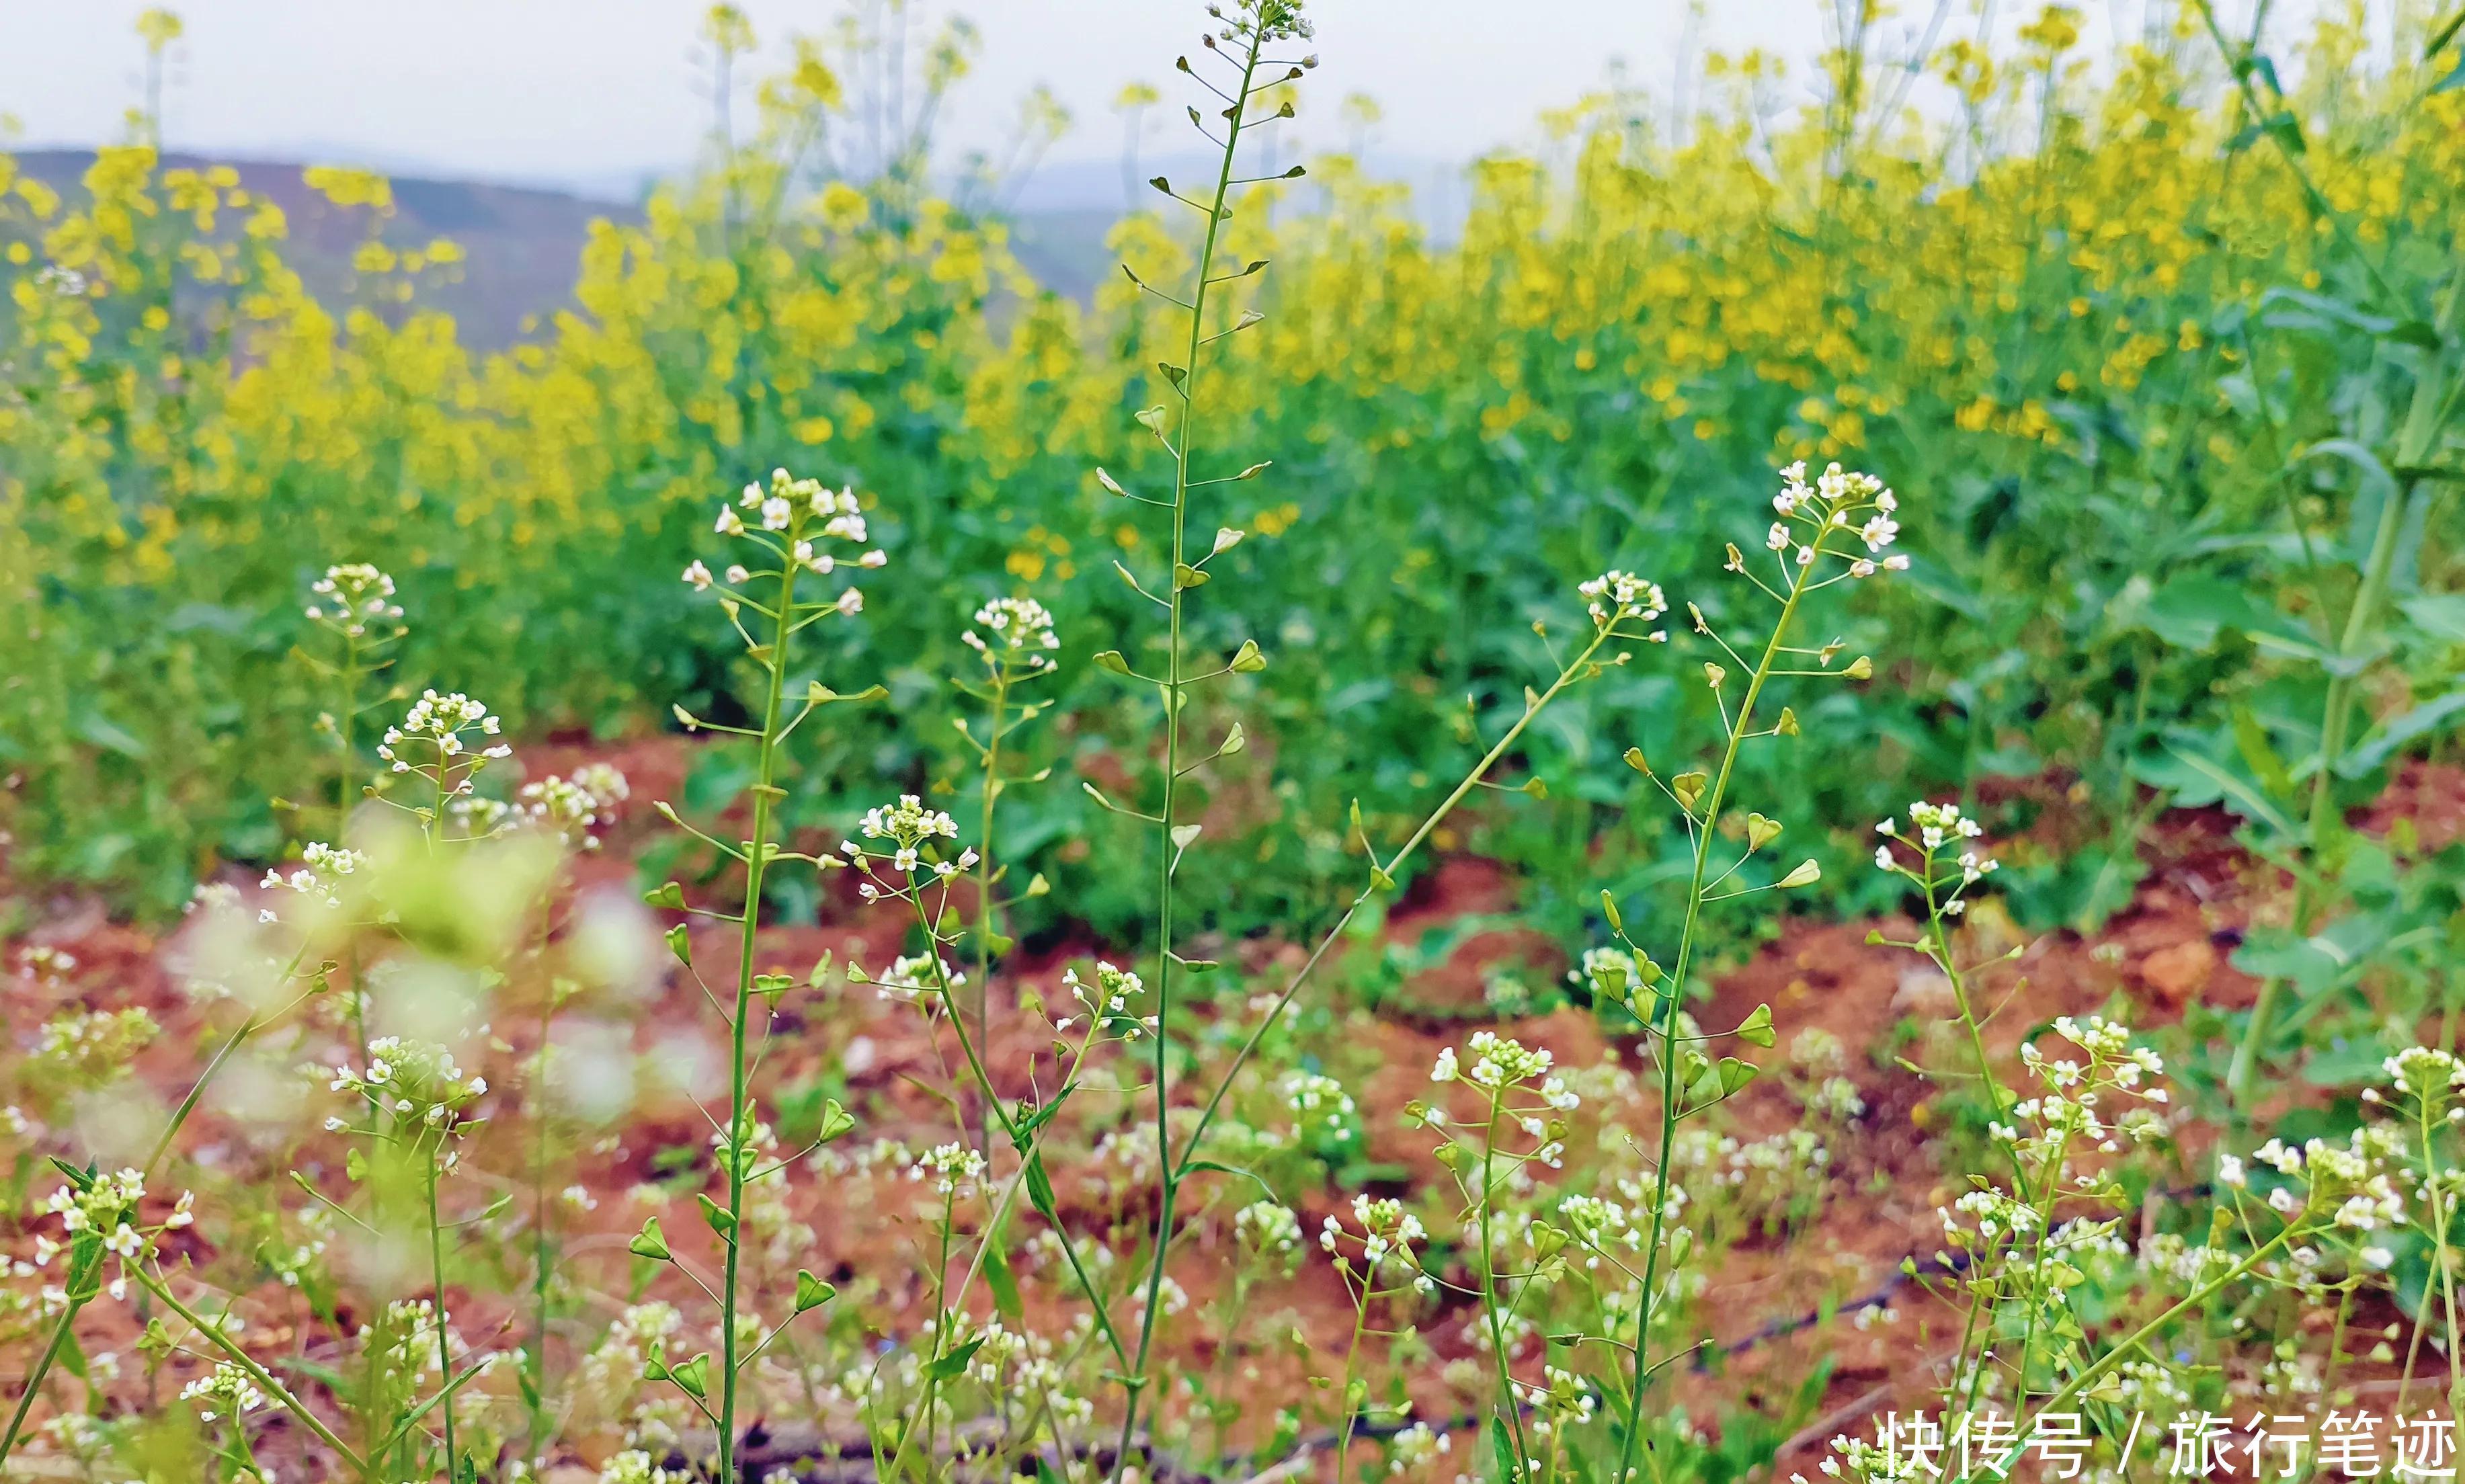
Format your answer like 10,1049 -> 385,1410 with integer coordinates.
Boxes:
71,711 -> 148,761
924,1337 -> 986,1381
2138,576 -> 2289,652
2341,688 -> 2465,778
983,1237 -> 1023,1323
1182,1157 -> 1275,1197
2137,739 -> 2298,838
1022,1153 -> 1059,1218
1491,1417 -> 1521,1481
2427,5 -> 2465,59
2402,593 -> 2465,641
2232,931 -> 2344,997
2230,704 -> 2295,803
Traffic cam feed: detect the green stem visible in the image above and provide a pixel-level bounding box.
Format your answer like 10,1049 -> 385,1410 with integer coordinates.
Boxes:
1113,25 -> 1266,1476
423,1161 -> 458,1480
1617,552 -> 1822,1483
974,669 -> 1010,1155
716,554 -> 800,1483
0,1315 -> 77,1470
1332,1277 -> 1374,1483
1478,1100 -> 1536,1471
132,1266 -> 368,1475
526,998 -> 554,1467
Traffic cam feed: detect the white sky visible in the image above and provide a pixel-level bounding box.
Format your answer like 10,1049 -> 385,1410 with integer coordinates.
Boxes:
0,0 -> 2327,195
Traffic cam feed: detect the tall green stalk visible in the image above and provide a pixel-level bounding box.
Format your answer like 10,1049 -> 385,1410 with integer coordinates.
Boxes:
1617,569 -> 1813,1481
1110,7 -> 1295,1469
713,552 -> 798,1484
423,1163 -> 459,1480
660,470 -> 879,1477
1611,474 -> 1900,1481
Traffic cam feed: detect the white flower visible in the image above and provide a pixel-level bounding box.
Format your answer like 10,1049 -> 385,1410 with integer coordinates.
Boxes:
304,563 -> 404,638
965,596 -> 1061,671
179,1363 -> 265,1424
912,1141 -> 987,1197
682,560 -> 714,591
1578,569 -> 1666,626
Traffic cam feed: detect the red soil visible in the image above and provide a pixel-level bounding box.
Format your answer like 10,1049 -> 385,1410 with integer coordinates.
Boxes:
3,752 -> 2458,1477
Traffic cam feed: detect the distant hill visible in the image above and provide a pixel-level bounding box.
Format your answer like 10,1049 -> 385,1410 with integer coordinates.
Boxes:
6,150 -> 1277,346
11,150 -> 642,352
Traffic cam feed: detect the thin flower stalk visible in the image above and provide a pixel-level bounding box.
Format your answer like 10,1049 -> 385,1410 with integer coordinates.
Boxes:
1617,463 -> 1901,1482
663,468 -> 883,1480
1104,3 -> 1316,1469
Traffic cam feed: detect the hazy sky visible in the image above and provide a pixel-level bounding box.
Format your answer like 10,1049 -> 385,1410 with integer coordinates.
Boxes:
0,1 -> 2323,196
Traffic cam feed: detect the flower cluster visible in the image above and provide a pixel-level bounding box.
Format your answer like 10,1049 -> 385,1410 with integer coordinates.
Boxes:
2377,1046 -> 2465,1105
34,1007 -> 159,1083
257,840 -> 365,917
42,1169 -> 149,1244
1937,1017 -> 2169,1268
1568,944 -> 1650,1006
1763,461 -> 1908,579
520,766 -> 627,848
842,794 -> 973,893
38,1169 -> 190,1290
378,690 -> 512,799
912,1142 -> 987,1198
2236,1132 -> 2406,1231
1282,1072 -> 1357,1137
1320,1194 -> 1434,1295
1515,1364 -> 1599,1430
1558,1192 -> 1646,1263
303,563 -> 404,640
1055,960 -> 1152,1040
1234,1199 -> 1303,1263
179,1362 -> 265,1424
961,595 -> 1061,672
692,468 -> 887,610
1578,569 -> 1669,636
1432,1030 -> 1567,1098
328,1036 -> 488,1149
1386,1420 -> 1452,1475
598,1452 -> 689,1484
1213,0 -> 1314,46
1873,800 -> 1999,916
866,952 -> 964,1013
